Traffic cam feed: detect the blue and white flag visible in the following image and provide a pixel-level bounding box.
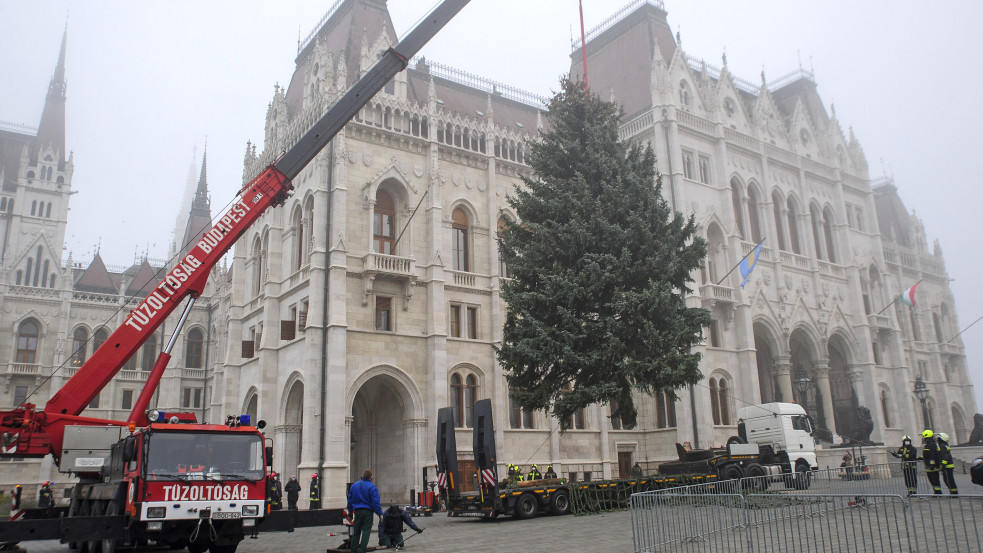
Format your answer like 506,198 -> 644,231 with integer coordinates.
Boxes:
739,241 -> 764,289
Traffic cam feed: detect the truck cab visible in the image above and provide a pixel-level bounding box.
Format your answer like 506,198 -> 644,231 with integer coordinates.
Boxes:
737,402 -> 818,472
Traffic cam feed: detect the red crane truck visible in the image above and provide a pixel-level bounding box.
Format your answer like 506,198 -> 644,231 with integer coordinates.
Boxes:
0,2 -> 470,551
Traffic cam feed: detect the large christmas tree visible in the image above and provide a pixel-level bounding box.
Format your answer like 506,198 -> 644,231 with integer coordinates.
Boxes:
497,79 -> 709,429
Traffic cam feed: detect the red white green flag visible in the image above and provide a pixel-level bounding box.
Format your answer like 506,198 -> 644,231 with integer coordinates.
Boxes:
898,282 -> 919,306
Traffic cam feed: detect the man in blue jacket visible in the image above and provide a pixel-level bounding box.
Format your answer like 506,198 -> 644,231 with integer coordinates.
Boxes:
347,469 -> 383,553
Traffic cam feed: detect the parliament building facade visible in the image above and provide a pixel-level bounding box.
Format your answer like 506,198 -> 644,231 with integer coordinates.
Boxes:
1,0 -> 975,506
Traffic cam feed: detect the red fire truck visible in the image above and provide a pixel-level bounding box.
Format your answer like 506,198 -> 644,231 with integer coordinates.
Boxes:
0,2 -> 470,551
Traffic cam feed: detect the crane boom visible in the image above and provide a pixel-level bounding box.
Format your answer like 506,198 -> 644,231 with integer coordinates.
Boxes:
1,0 -> 471,462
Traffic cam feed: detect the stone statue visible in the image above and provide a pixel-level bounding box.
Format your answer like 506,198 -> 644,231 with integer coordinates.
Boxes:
842,405 -> 874,444
959,413 -> 983,446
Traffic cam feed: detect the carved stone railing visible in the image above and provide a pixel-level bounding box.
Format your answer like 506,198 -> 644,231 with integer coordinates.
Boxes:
699,284 -> 735,304
363,253 -> 415,278
7,363 -> 41,375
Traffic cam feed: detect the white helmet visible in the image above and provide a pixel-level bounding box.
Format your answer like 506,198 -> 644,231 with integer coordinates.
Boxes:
937,432 -> 950,443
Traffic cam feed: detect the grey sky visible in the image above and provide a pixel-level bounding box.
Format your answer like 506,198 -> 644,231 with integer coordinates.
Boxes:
2,1 -> 981,410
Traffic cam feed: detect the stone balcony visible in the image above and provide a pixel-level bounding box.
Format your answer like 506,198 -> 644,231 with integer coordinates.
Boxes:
362,252 -> 415,279
699,283 -> 735,307
866,313 -> 893,330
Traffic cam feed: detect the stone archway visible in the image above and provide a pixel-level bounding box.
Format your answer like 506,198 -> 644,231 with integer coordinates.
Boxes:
753,320 -> 785,403
279,380 -> 304,480
349,369 -> 423,504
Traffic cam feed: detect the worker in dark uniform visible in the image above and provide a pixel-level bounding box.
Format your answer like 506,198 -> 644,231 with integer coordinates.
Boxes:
890,435 -> 919,496
922,429 -> 942,494
379,504 -> 423,549
544,464 -> 557,479
310,473 -> 321,509
284,475 -> 301,510
631,462 -> 643,479
937,432 -> 958,495
528,464 -> 542,481
37,481 -> 53,510
267,472 -> 282,511
12,484 -> 22,510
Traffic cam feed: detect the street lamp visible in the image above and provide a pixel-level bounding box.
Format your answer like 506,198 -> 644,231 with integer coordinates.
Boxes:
913,376 -> 930,429
793,366 -> 811,397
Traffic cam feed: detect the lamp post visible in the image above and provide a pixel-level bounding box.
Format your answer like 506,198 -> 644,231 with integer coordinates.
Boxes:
793,365 -> 811,407
913,376 -> 930,430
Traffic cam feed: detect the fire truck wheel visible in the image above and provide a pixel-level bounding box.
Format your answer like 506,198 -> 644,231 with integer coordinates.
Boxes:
101,502 -> 119,553
513,493 -> 538,519
187,540 -> 209,553
548,490 -> 571,516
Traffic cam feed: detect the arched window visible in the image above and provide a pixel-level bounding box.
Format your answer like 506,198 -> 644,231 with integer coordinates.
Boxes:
509,386 -> 534,429
141,334 -> 158,371
373,189 -> 396,254
497,216 -> 510,278
908,305 -> 921,341
786,197 -> 801,254
655,391 -> 676,429
747,185 -> 762,243
609,401 -> 622,430
772,191 -> 787,251
464,374 -> 477,427
31,200 -> 36,216
933,313 -> 944,343
452,207 -> 470,271
304,198 -> 315,264
810,203 -> 825,260
560,383 -> 587,429
292,207 -> 304,272
679,80 -> 691,109
822,206 -> 837,263
880,387 -> 892,428
45,202 -> 52,218
71,327 -> 88,367
16,320 -> 40,363
730,178 -> 745,239
449,373 -> 472,427
186,328 -> 204,368
710,375 -> 731,425
92,328 -> 108,355
251,237 -> 263,296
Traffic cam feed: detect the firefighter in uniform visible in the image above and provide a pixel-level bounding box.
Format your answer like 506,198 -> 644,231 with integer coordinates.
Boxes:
310,473 -> 321,509
37,481 -> 53,510
890,435 -> 919,495
545,464 -> 557,479
267,472 -> 283,511
528,464 -> 542,481
937,432 -> 959,495
922,429 -> 942,494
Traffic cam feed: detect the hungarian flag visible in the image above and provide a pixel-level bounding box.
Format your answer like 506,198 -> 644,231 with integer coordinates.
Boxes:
898,282 -> 919,306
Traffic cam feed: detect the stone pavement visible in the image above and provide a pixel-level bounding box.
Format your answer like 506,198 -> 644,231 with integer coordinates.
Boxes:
19,510 -> 634,553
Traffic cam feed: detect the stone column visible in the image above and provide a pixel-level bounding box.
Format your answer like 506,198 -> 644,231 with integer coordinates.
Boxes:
814,361 -> 837,440
773,355 -> 794,404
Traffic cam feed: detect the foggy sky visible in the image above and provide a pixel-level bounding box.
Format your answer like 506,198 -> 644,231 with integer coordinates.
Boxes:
1,1 -> 981,412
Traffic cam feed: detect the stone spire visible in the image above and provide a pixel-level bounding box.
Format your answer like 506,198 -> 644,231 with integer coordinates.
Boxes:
36,22 -> 68,168
180,148 -> 213,257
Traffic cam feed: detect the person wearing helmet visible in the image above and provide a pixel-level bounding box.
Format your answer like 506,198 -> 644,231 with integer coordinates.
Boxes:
937,432 -> 958,494
922,429 -> 942,494
310,472 -> 321,509
266,472 -> 282,511
545,464 -> 557,479
37,481 -> 53,509
890,435 -> 919,495
528,464 -> 542,481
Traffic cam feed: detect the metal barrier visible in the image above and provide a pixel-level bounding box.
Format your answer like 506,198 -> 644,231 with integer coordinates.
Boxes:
631,484 -> 983,552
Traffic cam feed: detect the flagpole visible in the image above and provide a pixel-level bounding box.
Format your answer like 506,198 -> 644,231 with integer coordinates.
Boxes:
715,237 -> 766,286
876,278 -> 922,316
947,313 -> 983,344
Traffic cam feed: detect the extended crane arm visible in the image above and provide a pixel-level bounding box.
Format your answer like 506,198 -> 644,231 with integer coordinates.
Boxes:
0,0 -> 470,461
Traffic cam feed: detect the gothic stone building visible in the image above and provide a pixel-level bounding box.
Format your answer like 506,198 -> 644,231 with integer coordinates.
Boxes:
1,1 -> 976,505
0,29 -> 220,485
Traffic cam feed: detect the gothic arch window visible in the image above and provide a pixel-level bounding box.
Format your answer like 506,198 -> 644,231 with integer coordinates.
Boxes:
730,178 -> 745,239
141,333 -> 158,371
655,391 -> 677,429
709,372 -> 732,425
449,371 -> 478,428
16,319 -> 40,364
822,206 -> 837,263
45,202 -> 52,218
32,246 -> 43,287
747,185 -> 763,243
71,327 -> 88,367
879,386 -> 893,428
31,200 -> 36,216
933,312 -> 944,343
251,236 -> 263,296
421,116 -> 429,138
772,190 -> 787,250
451,207 -> 470,272
304,197 -> 315,263
810,203 -> 825,260
678,80 -> 692,109
373,189 -> 396,255
0,197 -> 5,211
786,197 -> 802,254
509,386 -> 534,429
291,206 -> 304,272
186,328 -> 204,368
92,328 -> 108,355
497,216 -> 513,278
15,270 -> 22,285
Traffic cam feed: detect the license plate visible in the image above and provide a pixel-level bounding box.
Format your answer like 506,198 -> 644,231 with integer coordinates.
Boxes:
212,512 -> 242,519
